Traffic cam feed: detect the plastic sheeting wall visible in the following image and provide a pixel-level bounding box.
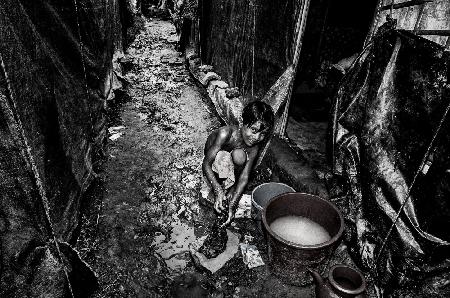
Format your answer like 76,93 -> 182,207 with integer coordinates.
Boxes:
0,0 -> 126,296
200,0 -> 298,98
332,25 -> 450,296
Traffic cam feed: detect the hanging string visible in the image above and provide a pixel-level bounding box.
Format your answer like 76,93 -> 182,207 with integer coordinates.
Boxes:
251,0 -> 256,98
375,94 -> 450,263
72,0 -> 97,193
0,53 -> 75,298
72,0 -> 94,136
278,0 -> 310,136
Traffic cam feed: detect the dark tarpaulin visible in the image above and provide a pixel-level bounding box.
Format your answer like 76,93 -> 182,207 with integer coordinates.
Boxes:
199,0 -> 297,98
0,0 -> 126,296
332,25 -> 450,296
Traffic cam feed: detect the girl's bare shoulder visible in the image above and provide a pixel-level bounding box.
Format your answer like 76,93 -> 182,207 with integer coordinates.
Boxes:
214,125 -> 235,139
206,126 -> 234,147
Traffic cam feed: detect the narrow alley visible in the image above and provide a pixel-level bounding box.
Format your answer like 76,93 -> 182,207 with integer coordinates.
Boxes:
77,19 -> 223,297
77,17 -> 318,298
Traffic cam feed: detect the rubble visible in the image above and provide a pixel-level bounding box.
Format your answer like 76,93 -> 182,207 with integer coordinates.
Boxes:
239,242 -> 265,269
109,132 -> 123,141
200,72 -> 221,86
234,194 -> 252,219
199,64 -> 214,73
225,87 -> 241,98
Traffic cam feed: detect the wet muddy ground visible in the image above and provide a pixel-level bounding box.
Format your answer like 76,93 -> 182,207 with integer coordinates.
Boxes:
76,17 -> 319,297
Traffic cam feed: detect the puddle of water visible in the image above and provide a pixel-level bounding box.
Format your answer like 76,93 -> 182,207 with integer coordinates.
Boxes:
152,220 -> 196,271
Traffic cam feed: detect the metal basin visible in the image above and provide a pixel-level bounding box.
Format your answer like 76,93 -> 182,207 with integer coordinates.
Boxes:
262,192 -> 344,286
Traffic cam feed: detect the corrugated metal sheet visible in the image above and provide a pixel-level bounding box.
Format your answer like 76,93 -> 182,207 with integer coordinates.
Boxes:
368,0 -> 450,49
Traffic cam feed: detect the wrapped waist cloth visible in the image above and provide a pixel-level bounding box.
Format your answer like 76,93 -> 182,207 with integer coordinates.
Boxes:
201,150 -> 236,204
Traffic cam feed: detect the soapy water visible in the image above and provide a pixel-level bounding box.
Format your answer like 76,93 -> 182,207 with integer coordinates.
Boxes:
269,215 -> 331,245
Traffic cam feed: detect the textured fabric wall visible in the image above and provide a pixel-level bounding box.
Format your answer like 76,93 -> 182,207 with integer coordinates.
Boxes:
200,0 -> 298,98
332,26 -> 450,296
0,0 -> 126,295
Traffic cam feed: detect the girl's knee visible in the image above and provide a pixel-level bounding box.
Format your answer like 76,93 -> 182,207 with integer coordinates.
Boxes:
231,148 -> 247,166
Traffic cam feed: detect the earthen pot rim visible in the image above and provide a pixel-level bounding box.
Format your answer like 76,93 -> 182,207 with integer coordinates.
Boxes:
328,264 -> 367,295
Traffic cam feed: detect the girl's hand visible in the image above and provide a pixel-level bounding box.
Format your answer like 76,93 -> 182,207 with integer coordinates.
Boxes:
220,193 -> 234,228
220,209 -> 234,228
214,189 -> 226,213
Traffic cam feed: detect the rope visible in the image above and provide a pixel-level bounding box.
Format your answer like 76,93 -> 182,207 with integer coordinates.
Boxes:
72,0 -> 96,193
0,53 -> 75,298
375,91 -> 450,263
251,0 -> 256,98
278,0 -> 310,136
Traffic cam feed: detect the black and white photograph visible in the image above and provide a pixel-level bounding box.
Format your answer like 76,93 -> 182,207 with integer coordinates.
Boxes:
0,0 -> 449,297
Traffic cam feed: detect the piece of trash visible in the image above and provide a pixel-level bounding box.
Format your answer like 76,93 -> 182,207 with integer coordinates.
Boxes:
239,242 -> 265,269
176,206 -> 186,217
234,194 -> 251,219
108,125 -> 125,134
168,58 -> 184,66
243,235 -> 254,243
138,113 -> 148,121
109,132 -> 123,141
174,161 -> 184,169
182,174 -> 197,189
225,87 -> 240,98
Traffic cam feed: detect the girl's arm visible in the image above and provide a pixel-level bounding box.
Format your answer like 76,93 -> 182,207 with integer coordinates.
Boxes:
221,147 -> 258,227
202,127 -> 230,213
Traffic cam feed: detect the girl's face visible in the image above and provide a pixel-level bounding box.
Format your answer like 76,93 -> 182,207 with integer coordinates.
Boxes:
241,121 -> 269,147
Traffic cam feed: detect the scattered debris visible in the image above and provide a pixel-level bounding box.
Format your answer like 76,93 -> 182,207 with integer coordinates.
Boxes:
234,194 -> 252,219
182,174 -> 198,189
108,125 -> 126,134
200,72 -> 221,86
239,242 -> 265,269
225,87 -> 240,98
109,132 -> 123,141
165,35 -> 179,44
168,58 -> 184,66
199,64 -> 214,73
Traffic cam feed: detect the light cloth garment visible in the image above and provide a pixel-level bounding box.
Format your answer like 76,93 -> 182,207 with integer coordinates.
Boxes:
200,150 -> 235,204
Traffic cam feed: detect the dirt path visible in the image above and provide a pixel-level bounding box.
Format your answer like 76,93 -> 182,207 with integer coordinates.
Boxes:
77,18 -> 222,297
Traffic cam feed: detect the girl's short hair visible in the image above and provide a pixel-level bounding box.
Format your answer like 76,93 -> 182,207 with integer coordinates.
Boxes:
242,101 -> 274,132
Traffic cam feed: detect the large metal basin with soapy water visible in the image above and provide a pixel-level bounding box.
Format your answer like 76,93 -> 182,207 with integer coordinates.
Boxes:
262,192 -> 344,286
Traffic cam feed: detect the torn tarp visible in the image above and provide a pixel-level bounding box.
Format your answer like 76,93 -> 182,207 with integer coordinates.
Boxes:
0,0 -> 130,296
331,27 -> 450,296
